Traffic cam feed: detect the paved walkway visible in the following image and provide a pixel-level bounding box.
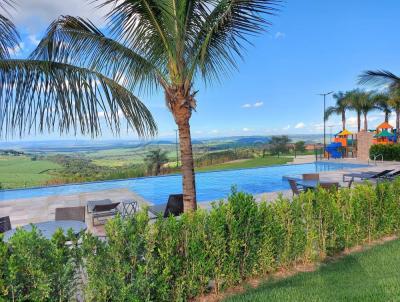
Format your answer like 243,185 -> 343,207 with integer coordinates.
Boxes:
2,159 -> 400,236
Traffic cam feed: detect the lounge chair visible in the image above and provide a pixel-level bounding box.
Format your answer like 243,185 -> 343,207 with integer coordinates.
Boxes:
55,206 -> 85,222
0,216 -> 11,233
342,169 -> 393,182
383,170 -> 400,180
302,173 -> 320,181
91,202 -> 120,226
288,179 -> 304,196
149,194 -> 184,218
87,199 -> 113,213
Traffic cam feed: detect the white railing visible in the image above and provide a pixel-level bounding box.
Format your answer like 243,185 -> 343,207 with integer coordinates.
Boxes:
369,154 -> 383,165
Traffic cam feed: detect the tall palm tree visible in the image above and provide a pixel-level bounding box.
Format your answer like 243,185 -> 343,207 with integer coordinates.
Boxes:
359,93 -> 377,131
324,91 -> 350,130
359,70 -> 400,137
144,148 -> 169,176
4,1 -> 278,211
372,92 -> 391,122
347,89 -> 368,132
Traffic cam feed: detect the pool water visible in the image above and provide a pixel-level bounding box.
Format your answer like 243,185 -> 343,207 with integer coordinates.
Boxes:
0,162 -> 368,204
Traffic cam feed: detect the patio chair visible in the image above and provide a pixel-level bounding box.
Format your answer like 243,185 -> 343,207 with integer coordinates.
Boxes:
342,169 -> 393,182
149,194 -> 184,219
319,182 -> 340,191
302,173 -> 320,181
55,206 -> 85,222
0,216 -> 11,233
91,202 -> 120,226
288,179 -> 304,196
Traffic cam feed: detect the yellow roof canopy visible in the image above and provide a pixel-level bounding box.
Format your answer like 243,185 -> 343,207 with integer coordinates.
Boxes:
338,129 -> 352,136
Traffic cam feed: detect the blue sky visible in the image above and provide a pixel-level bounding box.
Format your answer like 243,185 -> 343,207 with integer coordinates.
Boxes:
6,0 -> 400,141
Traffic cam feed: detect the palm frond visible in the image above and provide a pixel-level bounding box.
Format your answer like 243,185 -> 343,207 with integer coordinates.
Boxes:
0,60 -> 157,138
94,0 -> 172,60
324,106 -> 340,121
31,15 -> 163,93
0,14 -> 20,59
189,0 -> 280,84
358,70 -> 400,87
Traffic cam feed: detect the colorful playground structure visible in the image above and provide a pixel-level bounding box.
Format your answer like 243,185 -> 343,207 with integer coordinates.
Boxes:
325,129 -> 356,158
324,122 -> 397,159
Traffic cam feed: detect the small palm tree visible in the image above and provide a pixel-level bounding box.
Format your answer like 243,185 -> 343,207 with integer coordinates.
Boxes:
359,70 -> 400,135
144,149 -> 169,176
1,1 -> 278,211
359,93 -> 377,131
324,91 -> 350,130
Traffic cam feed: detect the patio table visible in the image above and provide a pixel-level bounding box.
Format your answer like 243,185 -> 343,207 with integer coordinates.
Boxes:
296,180 -> 340,190
87,199 -> 113,213
3,220 -> 87,242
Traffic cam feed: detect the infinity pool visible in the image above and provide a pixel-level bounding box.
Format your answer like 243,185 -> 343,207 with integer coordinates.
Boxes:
0,162 -> 368,204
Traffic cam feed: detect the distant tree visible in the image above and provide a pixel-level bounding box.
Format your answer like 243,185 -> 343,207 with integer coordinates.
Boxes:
144,149 -> 169,176
373,92 -> 391,122
294,141 -> 306,153
269,136 -> 291,157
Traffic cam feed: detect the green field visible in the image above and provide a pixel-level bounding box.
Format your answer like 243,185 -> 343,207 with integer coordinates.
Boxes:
226,239 -> 400,302
196,156 -> 293,172
0,155 -> 61,189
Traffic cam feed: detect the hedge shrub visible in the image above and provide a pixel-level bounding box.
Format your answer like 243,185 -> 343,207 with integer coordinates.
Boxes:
2,180 -> 400,301
369,144 -> 400,161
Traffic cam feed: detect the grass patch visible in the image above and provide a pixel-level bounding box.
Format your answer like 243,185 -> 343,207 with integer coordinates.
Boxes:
0,155 -> 61,189
225,239 -> 400,302
196,156 -> 293,172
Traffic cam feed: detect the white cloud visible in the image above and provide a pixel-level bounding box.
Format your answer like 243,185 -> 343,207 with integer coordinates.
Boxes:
294,122 -> 305,129
275,32 -> 286,39
210,129 -> 219,134
283,125 -> 290,130
241,101 -> 263,108
28,35 -> 40,46
347,116 -> 358,127
11,0 -> 111,32
242,128 -> 250,132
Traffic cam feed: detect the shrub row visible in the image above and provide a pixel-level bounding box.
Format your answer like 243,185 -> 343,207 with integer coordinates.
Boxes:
370,144 -> 400,161
2,180 -> 400,301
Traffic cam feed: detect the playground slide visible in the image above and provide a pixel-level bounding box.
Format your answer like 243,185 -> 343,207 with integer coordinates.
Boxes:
325,142 -> 342,159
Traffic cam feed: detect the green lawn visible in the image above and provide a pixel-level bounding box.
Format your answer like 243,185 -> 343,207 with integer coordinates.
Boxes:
196,156 -> 293,172
225,239 -> 400,302
0,155 -> 61,189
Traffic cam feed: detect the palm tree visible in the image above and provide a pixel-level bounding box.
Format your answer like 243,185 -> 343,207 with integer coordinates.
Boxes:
0,4 -> 157,140
359,70 -> 400,137
324,91 -> 350,130
372,93 -> 391,122
144,149 -> 169,176
359,93 -> 377,131
347,89 -> 368,132
3,1 -> 278,211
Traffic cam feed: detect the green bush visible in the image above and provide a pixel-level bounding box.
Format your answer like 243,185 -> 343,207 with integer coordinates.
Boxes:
2,180 -> 400,301
369,144 -> 400,161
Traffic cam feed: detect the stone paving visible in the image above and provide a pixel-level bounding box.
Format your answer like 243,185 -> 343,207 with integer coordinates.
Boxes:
2,159 -> 400,236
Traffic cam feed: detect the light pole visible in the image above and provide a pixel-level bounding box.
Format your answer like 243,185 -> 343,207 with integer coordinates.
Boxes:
318,91 -> 333,153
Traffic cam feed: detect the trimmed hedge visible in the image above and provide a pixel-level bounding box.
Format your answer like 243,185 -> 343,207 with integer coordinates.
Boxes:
370,144 -> 400,161
2,180 -> 400,301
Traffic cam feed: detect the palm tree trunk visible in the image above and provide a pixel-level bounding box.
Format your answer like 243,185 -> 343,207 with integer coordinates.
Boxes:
363,112 -> 368,131
357,112 -> 361,132
169,91 -> 197,212
397,109 -> 400,140
385,112 -> 389,122
177,119 -> 197,211
341,111 -> 346,130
